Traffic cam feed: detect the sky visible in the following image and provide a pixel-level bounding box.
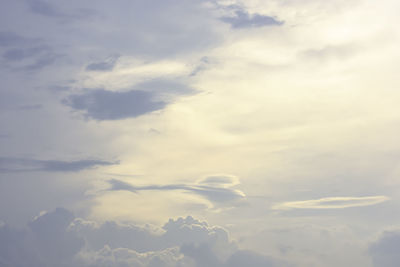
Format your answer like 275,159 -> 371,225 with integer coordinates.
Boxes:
1,0 -> 400,266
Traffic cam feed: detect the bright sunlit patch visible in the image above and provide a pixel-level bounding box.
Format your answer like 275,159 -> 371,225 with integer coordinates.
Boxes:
273,195 -> 389,210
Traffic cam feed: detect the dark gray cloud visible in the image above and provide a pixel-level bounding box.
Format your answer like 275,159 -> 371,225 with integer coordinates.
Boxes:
221,9 -> 283,29
63,89 -> 167,120
63,79 -> 194,121
369,229 -> 400,267
108,175 -> 245,203
0,208 -> 284,267
0,157 -> 116,172
86,55 -> 120,71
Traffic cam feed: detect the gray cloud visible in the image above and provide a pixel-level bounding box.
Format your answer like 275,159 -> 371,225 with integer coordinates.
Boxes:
63,79 -> 194,120
181,245 -> 282,267
0,32 -> 28,47
26,0 -> 96,20
221,9 -> 283,29
0,208 -> 84,267
18,104 -> 43,111
108,174 -> 245,203
369,229 -> 400,267
0,133 -> 10,138
0,157 -> 116,172
3,46 -> 51,62
22,53 -> 60,71
1,36 -> 61,72
0,208 -> 284,267
63,89 -> 167,120
86,55 -> 120,72
189,56 -> 211,77
131,79 -> 196,97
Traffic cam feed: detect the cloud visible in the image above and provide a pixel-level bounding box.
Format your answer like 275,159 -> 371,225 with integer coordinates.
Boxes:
300,44 -> 358,61
273,196 -> 389,210
108,174 -> 245,204
0,208 -> 84,267
220,8 -> 283,29
25,0 -> 95,20
3,46 -> 50,62
199,175 -> 240,187
0,157 -> 116,172
18,104 -> 43,111
86,55 -> 120,72
369,229 -> 400,267
0,208 -> 284,267
27,0 -> 61,17
0,32 -> 28,47
63,79 -> 194,120
189,56 -> 211,77
63,89 -> 166,120
1,37 -> 61,71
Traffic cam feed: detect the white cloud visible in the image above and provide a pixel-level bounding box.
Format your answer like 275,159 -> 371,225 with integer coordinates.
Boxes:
0,208 -> 284,267
273,196 -> 389,210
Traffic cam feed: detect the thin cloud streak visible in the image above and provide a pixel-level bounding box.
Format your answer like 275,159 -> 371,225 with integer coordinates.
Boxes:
0,157 -> 117,172
108,177 -> 245,203
273,196 -> 389,210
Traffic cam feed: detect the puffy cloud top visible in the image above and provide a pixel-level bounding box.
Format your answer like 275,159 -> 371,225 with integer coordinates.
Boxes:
0,208 -> 283,267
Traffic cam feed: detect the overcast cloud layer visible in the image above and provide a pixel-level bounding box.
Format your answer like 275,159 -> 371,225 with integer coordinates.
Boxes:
1,0 -> 400,266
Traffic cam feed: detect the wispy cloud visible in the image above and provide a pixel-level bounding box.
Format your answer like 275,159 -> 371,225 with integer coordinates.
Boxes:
0,31 -> 31,47
0,157 -> 117,172
108,175 -> 245,203
86,55 -> 120,72
220,8 -> 283,29
273,196 -> 389,210
25,0 -> 96,20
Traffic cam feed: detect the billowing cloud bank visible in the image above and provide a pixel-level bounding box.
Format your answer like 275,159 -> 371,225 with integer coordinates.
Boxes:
0,208 -> 285,267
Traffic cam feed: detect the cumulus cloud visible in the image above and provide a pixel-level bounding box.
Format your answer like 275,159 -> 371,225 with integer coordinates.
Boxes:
220,8 -> 283,29
273,196 -> 389,210
369,229 -> 400,267
0,157 -> 116,172
0,208 -> 283,267
108,174 -> 245,204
